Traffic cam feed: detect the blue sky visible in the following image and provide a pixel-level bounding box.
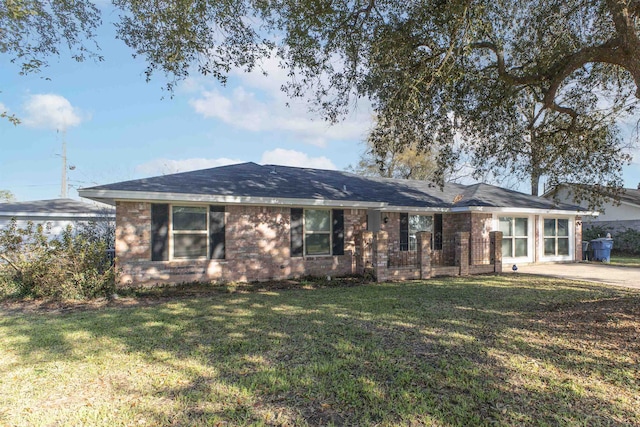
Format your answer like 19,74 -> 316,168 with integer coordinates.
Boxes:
1,13 -> 639,202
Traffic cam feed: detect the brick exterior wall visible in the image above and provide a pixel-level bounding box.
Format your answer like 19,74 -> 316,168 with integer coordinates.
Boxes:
378,211 -> 492,267
115,202 -> 151,262
442,213 -> 471,265
470,213 -> 492,265
115,202 -> 367,286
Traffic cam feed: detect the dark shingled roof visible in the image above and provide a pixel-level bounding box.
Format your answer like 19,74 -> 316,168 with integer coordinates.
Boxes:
82,162 -> 584,211
0,199 -> 114,216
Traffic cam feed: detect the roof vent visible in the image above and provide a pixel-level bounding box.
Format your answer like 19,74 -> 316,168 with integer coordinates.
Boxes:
343,185 -> 347,191
270,168 -> 277,175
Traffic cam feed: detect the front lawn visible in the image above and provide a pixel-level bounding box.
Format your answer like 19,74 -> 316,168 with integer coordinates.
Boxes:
610,254 -> 640,267
1,276 -> 638,426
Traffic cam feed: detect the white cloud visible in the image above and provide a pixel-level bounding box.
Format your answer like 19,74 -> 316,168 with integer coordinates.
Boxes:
260,149 -> 336,170
22,94 -> 85,130
136,157 -> 243,176
0,102 -> 7,112
189,53 -> 371,147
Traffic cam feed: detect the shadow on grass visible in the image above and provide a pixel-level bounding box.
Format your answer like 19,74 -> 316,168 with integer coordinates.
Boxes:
1,275 -> 639,425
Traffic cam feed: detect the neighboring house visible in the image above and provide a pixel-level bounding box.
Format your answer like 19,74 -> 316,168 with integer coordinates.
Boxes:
543,184 -> 640,233
0,198 -> 115,237
78,163 -> 590,286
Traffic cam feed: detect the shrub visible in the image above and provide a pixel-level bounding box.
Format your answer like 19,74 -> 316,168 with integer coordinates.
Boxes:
582,224 -> 640,255
0,219 -> 116,299
582,224 -> 612,241
612,228 -> 640,255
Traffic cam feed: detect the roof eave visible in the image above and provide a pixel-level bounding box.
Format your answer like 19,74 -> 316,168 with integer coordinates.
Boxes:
78,189 -> 389,209
79,189 -> 596,215
458,206 -> 597,216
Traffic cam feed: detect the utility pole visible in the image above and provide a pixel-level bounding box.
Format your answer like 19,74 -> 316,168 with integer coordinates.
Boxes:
60,130 -> 67,198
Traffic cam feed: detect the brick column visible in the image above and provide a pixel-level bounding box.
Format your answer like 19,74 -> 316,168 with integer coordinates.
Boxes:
455,232 -> 470,276
373,231 -> 388,282
575,217 -> 583,262
490,231 -> 503,273
357,231 -> 374,275
417,231 -> 432,279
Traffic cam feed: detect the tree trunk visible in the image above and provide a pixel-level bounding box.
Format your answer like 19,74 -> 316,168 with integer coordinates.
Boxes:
530,173 -> 540,196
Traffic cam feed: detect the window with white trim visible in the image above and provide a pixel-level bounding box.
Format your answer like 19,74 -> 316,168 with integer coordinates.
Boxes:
408,215 -> 433,251
499,217 -> 528,258
172,206 -> 208,259
304,209 -> 331,255
544,218 -> 570,256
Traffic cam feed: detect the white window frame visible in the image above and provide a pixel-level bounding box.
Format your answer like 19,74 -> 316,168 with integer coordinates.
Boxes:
170,205 -> 209,260
539,216 -> 574,262
304,209 -> 332,256
499,216 -> 530,259
494,214 -> 534,264
408,214 -> 433,251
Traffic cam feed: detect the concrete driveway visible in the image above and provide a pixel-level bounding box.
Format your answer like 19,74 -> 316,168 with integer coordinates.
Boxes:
515,263 -> 640,290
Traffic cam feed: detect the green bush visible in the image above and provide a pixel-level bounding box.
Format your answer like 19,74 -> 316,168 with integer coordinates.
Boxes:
582,224 -> 612,241
612,228 -> 640,255
583,224 -> 640,255
0,220 -> 116,299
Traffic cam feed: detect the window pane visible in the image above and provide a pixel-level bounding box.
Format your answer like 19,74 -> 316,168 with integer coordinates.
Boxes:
544,238 -> 556,255
173,234 -> 207,258
409,215 -> 432,234
544,219 -> 556,237
557,238 -> 569,255
305,210 -> 330,232
515,238 -> 528,257
557,219 -> 569,236
499,217 -> 512,236
305,234 -> 330,255
502,239 -> 513,258
173,206 -> 207,231
515,218 -> 528,236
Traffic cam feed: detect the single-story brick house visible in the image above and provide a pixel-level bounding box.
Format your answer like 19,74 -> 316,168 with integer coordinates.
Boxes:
78,163 -> 591,286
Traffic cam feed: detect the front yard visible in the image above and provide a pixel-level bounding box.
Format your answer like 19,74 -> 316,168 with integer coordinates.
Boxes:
610,254 -> 640,267
1,276 -> 638,426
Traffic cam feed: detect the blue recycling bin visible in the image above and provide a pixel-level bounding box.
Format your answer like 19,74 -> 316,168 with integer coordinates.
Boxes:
590,238 -> 613,263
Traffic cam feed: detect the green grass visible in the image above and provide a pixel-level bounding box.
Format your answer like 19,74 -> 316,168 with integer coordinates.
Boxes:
1,275 -> 639,426
609,254 -> 640,267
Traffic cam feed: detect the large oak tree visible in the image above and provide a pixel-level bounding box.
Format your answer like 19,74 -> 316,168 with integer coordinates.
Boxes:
3,1 -> 640,205
112,0 -> 639,204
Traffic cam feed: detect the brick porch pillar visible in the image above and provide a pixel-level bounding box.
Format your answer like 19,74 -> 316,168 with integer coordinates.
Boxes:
490,231 -> 503,273
357,231 -> 374,275
575,217 -> 583,262
455,232 -> 470,276
373,231 -> 388,282
417,231 -> 432,279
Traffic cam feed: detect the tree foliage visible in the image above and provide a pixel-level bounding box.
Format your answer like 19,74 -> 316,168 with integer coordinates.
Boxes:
350,116 -> 439,180
0,219 -> 116,299
111,0 -> 640,204
0,0 -> 102,75
3,1 -> 640,206
0,190 -> 15,203
1,0 -> 102,123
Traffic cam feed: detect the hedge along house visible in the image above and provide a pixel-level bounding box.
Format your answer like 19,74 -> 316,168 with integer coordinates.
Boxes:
78,163 -> 592,286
